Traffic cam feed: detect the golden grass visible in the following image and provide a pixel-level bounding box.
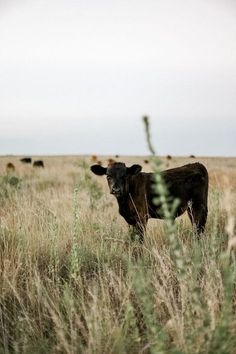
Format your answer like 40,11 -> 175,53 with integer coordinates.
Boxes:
0,155 -> 236,353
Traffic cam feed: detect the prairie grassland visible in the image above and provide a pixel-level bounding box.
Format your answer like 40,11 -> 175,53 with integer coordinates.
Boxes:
0,155 -> 236,354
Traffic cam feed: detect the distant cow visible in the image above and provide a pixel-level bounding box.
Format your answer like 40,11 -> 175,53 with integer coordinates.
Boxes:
190,155 -> 196,158
166,155 -> 172,160
20,157 -> 31,164
33,160 -> 44,168
6,162 -> 15,173
108,158 -> 115,164
115,155 -> 120,158
91,162 -> 208,243
91,155 -> 97,162
143,159 -> 149,164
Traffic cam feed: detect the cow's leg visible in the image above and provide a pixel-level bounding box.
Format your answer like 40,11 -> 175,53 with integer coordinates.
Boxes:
129,225 -> 144,243
129,226 -> 136,242
187,201 -> 208,237
133,222 -> 145,243
128,218 -> 147,243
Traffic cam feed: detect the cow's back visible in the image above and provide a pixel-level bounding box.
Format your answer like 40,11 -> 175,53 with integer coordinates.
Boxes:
130,163 -> 208,218
162,163 -> 208,203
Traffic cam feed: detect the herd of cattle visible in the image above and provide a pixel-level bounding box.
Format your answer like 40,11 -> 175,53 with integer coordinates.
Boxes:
90,154 -> 196,166
5,154 -> 196,174
4,153 -> 206,243
5,154 -> 196,173
6,157 -> 44,173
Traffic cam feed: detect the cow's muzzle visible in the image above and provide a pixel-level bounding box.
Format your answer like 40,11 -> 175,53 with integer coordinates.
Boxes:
111,188 -> 122,197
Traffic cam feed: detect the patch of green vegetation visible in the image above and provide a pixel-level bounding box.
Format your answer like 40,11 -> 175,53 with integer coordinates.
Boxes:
0,175 -> 21,202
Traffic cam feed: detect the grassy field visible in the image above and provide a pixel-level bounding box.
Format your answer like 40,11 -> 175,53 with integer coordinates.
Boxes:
0,155 -> 236,354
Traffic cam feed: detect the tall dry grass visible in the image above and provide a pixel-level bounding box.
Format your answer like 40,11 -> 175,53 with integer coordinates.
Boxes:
0,153 -> 236,353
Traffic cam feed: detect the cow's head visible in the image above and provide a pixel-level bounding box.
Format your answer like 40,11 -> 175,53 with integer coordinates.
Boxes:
90,162 -> 142,198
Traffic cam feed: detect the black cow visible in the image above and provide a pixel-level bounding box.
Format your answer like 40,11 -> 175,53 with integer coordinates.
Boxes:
20,157 -> 32,164
91,162 -> 208,242
33,160 -> 44,168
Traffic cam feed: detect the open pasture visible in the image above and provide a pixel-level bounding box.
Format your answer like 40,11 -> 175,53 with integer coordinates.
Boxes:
0,155 -> 236,353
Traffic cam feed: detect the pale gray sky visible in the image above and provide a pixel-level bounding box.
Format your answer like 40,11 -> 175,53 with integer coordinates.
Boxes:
0,0 -> 236,156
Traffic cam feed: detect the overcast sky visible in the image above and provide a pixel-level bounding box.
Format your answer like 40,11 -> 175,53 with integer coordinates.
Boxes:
0,0 -> 236,156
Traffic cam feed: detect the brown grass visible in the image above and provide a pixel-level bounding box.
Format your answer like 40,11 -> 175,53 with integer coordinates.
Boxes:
0,155 -> 236,353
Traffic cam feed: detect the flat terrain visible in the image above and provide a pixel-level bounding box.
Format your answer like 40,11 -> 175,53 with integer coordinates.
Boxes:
0,155 -> 236,354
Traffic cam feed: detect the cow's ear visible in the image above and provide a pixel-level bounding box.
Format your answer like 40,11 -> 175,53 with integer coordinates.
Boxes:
127,164 -> 142,175
90,165 -> 107,176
